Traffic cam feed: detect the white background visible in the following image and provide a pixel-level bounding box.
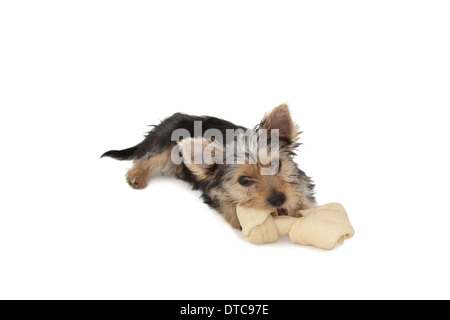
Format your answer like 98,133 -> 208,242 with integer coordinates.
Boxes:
1,1 -> 449,300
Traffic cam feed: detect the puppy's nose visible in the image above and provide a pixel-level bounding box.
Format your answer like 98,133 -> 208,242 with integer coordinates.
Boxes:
268,192 -> 286,207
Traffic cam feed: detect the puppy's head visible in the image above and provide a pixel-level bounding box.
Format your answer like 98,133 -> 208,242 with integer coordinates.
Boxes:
178,104 -> 316,216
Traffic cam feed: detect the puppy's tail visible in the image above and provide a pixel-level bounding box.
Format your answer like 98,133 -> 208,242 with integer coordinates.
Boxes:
101,146 -> 139,160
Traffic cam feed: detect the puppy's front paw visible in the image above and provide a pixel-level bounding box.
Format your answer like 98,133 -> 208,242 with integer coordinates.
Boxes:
126,170 -> 148,190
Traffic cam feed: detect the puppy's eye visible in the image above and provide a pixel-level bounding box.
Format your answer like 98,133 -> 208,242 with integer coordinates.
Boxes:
238,176 -> 253,187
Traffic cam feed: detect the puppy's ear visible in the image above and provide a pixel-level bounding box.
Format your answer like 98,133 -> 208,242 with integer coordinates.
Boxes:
177,138 -> 224,180
260,104 -> 300,143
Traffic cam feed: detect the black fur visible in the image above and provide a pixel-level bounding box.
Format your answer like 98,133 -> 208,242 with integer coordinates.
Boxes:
101,146 -> 139,160
102,112 -> 247,160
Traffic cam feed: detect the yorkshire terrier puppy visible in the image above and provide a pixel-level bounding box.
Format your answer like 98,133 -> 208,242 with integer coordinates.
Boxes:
102,104 -> 316,229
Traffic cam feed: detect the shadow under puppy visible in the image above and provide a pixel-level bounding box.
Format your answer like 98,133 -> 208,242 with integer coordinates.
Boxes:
102,104 -> 316,229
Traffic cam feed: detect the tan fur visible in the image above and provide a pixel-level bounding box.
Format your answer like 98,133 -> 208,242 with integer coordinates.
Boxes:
219,201 -> 241,229
206,153 -> 315,229
178,138 -> 223,180
126,149 -> 176,189
261,104 -> 300,142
